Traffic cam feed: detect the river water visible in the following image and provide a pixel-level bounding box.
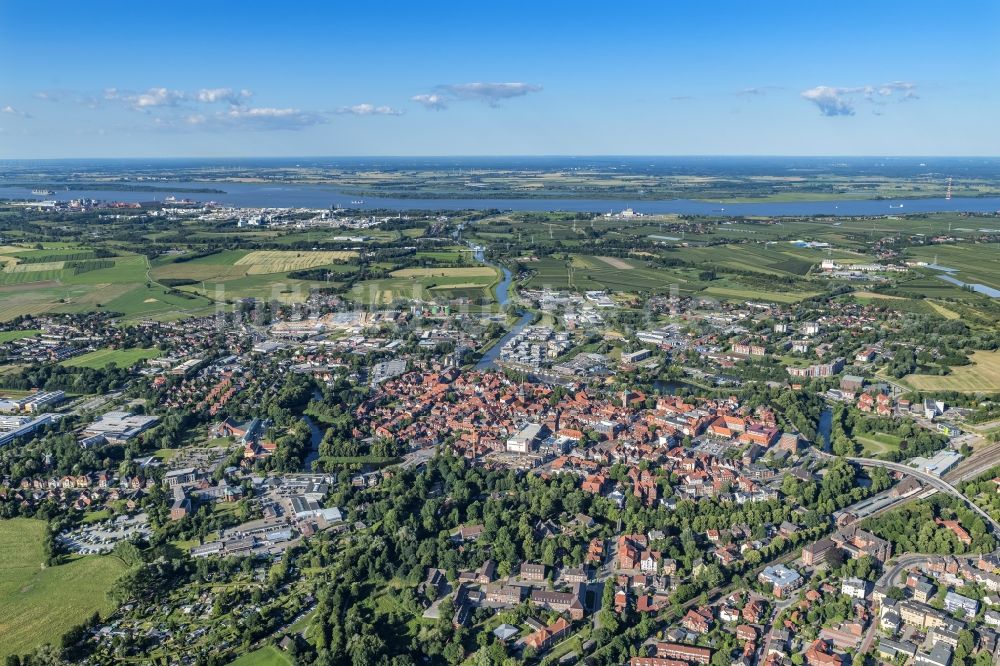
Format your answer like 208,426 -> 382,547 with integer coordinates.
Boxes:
935,274 -> 1000,298
302,415 -> 323,471
818,408 -> 833,452
5,181 -> 1000,215
470,245 -> 534,371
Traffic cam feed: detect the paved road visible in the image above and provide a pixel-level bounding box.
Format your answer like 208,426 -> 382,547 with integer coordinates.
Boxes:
859,549 -> 991,654
858,553 -> 939,654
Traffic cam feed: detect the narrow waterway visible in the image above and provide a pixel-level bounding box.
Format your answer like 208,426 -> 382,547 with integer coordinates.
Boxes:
302,391 -> 325,471
302,416 -> 323,471
817,407 -> 833,453
470,245 -> 533,370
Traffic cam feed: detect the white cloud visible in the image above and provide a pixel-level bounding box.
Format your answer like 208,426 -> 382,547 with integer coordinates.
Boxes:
196,88 -> 253,105
874,81 -> 918,100
99,86 -> 254,110
181,107 -> 327,131
30,84 -> 334,133
335,103 -> 404,116
411,93 -> 448,110
412,82 -> 542,110
128,87 -> 188,109
1,105 -> 31,118
441,82 -> 542,105
801,82 -> 918,116
801,86 -> 857,116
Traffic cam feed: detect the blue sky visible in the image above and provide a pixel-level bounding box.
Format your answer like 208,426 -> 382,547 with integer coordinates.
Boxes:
1,0 -> 997,157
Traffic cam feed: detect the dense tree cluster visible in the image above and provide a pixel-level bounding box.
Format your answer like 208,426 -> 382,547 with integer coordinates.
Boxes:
862,496 -> 995,555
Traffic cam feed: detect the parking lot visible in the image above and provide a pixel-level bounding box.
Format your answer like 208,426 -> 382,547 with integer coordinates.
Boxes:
57,512 -> 151,554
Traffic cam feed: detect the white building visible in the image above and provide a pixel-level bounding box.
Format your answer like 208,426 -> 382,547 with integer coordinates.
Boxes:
506,423 -> 543,454
842,577 -> 868,599
83,411 -> 159,444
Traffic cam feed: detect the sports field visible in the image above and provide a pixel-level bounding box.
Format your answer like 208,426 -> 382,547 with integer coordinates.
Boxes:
903,351 -> 1000,392
61,347 -> 162,369
0,518 -> 126,660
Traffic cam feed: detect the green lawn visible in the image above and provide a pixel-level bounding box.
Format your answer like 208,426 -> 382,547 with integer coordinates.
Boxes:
81,509 -> 113,524
854,432 -> 903,456
153,447 -> 180,462
0,329 -> 41,342
0,518 -> 126,660
61,346 -> 162,369
228,645 -> 293,666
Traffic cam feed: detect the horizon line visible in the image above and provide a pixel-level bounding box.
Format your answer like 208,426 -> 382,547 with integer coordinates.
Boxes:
3,153 -> 1000,161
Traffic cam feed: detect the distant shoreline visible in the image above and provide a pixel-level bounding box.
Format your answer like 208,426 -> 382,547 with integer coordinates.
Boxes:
1,180 -> 991,203
0,183 -> 226,194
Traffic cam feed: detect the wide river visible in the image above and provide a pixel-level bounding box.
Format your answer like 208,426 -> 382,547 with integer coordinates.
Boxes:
5,182 -> 1000,216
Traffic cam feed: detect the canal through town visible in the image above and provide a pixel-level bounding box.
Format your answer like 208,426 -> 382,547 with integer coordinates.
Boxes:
471,245 -> 533,370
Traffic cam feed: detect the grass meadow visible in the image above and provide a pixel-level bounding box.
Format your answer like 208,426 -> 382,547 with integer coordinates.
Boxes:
903,351 -> 1000,393
0,518 -> 126,660
60,346 -> 162,369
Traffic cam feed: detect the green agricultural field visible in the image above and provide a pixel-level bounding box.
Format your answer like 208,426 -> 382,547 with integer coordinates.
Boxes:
904,244 -> 1000,292
349,268 -> 499,305
153,249 -> 360,304
228,645 -> 293,666
671,243 -> 825,277
390,266 -> 496,279
234,250 -> 357,274
924,301 -> 961,320
851,294 -> 943,316
0,518 -> 126,660
702,286 -> 819,304
61,346 -> 162,369
413,247 -> 470,263
0,252 -> 217,321
343,263 -> 500,306
903,350 -> 1000,393
178,274 -> 329,304
521,254 -> 697,294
